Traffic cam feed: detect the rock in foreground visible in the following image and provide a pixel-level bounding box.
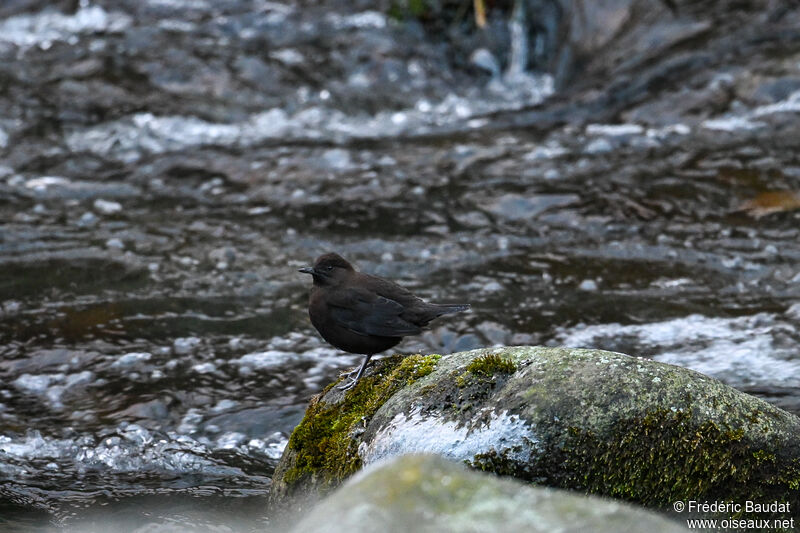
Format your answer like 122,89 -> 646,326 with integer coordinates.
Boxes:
289,454 -> 688,533
271,347 -> 800,521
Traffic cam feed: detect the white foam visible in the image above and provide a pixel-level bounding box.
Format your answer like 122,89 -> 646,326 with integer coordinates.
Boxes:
0,423 -> 265,479
173,336 -> 201,355
230,347 -> 352,370
326,11 -> 387,30
556,312 -> 800,388
646,124 -> 691,138
586,123 -> 644,136
146,0 -> 211,8
524,142 -> 568,160
93,198 -> 122,215
261,435 -> 288,460
0,6 -> 131,48
65,110 -> 290,162
25,176 -> 70,190
701,116 -> 765,132
216,432 -> 246,450
112,352 -> 152,368
64,81 -> 555,161
753,90 -> 800,117
271,48 -> 305,66
232,350 -> 295,369
192,362 -> 216,374
700,90 -> 800,134
13,373 -> 58,393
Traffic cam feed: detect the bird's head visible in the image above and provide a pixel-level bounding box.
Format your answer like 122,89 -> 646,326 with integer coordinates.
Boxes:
299,253 -> 355,286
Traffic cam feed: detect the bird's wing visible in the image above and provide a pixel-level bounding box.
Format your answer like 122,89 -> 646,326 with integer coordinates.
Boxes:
328,290 -> 422,337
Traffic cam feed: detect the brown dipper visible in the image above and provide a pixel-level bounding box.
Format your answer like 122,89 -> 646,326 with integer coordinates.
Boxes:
299,253 -> 469,390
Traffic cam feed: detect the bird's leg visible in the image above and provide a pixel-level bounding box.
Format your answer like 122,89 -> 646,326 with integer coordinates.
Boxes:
339,359 -> 374,379
339,354 -> 372,391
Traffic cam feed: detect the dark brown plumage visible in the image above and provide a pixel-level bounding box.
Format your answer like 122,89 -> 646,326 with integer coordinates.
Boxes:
299,253 -> 469,390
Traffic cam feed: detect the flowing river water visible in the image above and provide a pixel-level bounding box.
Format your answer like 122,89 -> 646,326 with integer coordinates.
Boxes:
1,1 -> 799,531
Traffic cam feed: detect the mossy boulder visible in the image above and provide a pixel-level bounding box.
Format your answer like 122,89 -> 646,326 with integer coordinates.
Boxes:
270,353 -> 441,505
289,454 -> 689,533
271,346 -> 800,522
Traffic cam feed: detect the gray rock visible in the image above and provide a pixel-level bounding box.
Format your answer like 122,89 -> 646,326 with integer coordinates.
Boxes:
271,347 -> 800,522
0,348 -> 100,374
0,248 -> 147,299
289,454 -> 687,533
752,77 -> 800,104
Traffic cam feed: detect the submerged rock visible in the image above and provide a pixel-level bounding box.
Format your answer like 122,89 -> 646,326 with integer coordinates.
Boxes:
289,454 -> 687,533
271,347 -> 800,522
0,247 -> 147,299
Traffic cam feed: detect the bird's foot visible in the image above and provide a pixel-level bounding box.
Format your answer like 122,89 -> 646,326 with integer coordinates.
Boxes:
339,368 -> 358,379
338,355 -> 372,391
338,377 -> 358,391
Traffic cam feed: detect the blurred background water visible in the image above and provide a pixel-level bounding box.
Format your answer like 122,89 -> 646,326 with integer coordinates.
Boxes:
1,0 -> 799,530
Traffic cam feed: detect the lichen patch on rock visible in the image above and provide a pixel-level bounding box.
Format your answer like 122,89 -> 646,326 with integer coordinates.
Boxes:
360,407 -> 538,466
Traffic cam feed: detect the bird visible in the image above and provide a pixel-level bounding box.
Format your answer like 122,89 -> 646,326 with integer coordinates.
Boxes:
299,253 -> 469,391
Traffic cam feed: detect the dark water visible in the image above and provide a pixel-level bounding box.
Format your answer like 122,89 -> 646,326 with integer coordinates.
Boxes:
1,1 -> 799,530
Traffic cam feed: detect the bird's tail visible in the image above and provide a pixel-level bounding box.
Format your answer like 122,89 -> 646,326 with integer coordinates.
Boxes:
432,303 -> 470,316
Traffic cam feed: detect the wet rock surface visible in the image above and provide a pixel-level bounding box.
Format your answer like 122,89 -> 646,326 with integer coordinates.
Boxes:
271,347 -> 800,518
289,454 -> 689,533
0,0 -> 799,530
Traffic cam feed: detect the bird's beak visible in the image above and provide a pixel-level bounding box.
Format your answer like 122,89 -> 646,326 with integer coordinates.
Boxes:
298,267 -> 315,275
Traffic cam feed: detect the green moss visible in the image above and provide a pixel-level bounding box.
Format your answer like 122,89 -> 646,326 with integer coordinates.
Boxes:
469,449 -> 528,478
280,354 -> 441,493
536,408 -> 800,517
389,0 -> 430,19
466,353 -> 517,377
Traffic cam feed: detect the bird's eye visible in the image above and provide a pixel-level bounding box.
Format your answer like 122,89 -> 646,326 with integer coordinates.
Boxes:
325,265 -> 334,271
